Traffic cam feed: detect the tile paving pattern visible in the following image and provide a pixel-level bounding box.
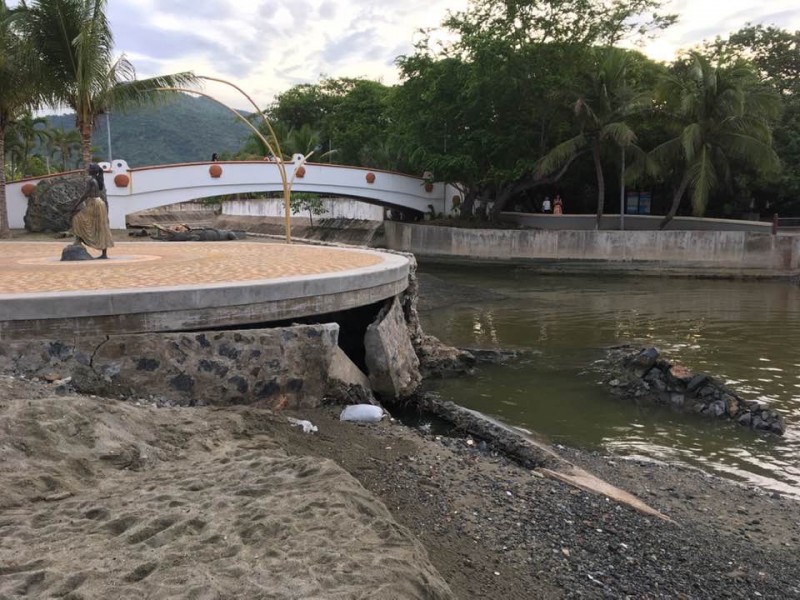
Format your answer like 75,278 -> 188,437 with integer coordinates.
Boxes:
0,242 -> 383,295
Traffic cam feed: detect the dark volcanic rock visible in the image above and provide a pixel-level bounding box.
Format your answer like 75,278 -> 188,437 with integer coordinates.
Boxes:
597,345 -> 786,435
24,174 -> 103,233
61,244 -> 95,261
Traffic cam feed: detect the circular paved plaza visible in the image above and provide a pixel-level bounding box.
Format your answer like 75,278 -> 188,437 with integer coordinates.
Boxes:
0,241 -> 410,339
0,242 -> 385,294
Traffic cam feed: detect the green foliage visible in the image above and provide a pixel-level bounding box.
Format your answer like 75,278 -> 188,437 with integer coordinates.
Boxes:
45,124 -> 81,171
4,113 -> 48,176
392,0 -> 677,219
290,192 -> 326,226
0,0 -> 46,235
702,25 -> 800,215
535,47 -> 651,222
650,53 -> 780,224
45,94 -> 250,167
261,77 -> 392,166
444,0 -> 676,50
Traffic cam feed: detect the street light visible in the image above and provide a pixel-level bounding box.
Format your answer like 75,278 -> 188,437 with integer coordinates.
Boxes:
620,146 -> 625,231
106,109 -> 112,162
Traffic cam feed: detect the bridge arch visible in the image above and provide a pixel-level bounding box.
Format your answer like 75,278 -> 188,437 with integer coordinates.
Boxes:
4,160 -> 453,229
6,157 -> 452,229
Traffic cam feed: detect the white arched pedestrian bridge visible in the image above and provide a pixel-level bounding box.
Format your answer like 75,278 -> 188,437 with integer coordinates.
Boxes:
6,158 -> 454,230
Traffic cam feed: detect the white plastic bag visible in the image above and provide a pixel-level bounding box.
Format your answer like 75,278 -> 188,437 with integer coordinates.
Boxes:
287,417 -> 318,433
340,404 -> 385,423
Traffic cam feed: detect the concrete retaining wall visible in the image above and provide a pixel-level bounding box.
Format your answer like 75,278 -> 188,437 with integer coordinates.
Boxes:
384,222 -> 800,277
500,213 -> 772,233
0,325 -> 341,409
223,197 -> 384,220
215,215 -> 385,247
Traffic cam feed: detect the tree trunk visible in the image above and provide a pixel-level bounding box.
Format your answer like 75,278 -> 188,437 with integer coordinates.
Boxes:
459,187 -> 479,219
659,173 -> 691,230
593,140 -> 605,230
80,120 -> 93,167
488,150 -> 588,221
0,126 -> 10,238
490,182 -> 521,221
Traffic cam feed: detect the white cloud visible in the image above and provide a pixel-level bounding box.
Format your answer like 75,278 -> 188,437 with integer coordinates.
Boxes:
638,0 -> 800,60
12,0 -> 800,110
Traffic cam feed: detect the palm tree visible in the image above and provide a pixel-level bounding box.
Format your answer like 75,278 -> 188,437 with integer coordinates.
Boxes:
535,48 -> 644,228
0,0 -> 43,237
15,0 -> 197,167
7,113 -> 48,176
651,52 -> 781,228
48,125 -> 81,171
3,130 -> 25,178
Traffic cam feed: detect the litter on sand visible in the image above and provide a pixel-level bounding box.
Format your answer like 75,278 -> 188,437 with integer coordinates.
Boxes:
287,417 -> 318,433
340,404 -> 385,423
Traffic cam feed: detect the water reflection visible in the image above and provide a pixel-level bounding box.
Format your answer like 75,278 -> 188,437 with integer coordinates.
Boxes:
419,264 -> 800,497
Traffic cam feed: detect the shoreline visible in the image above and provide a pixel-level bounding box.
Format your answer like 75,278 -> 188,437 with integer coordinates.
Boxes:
2,375 -> 799,599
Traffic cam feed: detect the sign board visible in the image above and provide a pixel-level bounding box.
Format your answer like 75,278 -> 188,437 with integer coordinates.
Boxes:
626,191 -> 652,215
638,192 -> 652,215
626,191 -> 640,214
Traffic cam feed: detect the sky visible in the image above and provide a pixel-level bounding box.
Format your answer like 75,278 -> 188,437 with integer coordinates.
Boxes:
15,0 -> 800,110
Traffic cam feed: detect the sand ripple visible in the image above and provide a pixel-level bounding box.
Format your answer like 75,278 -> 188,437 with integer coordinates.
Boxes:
0,380 -> 452,599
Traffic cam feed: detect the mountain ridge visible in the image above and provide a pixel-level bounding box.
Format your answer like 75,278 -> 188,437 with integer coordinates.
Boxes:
44,94 -> 252,168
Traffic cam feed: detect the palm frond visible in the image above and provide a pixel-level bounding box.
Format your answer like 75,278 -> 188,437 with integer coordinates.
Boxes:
648,137 -> 682,176
600,121 -> 636,147
680,123 -> 701,162
110,71 -> 201,109
534,134 -> 587,178
687,147 -> 716,216
715,132 -> 780,172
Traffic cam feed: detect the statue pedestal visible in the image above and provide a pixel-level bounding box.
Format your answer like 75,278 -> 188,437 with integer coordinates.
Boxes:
61,244 -> 95,261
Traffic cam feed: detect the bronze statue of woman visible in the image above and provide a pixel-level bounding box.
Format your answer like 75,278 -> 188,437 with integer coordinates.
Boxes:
68,164 -> 114,259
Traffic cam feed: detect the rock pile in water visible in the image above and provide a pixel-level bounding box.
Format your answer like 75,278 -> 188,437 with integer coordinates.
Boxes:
600,346 -> 786,435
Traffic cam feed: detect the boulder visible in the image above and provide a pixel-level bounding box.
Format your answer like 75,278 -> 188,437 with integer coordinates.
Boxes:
598,345 -> 786,436
61,244 -> 95,261
416,334 -> 476,378
24,174 -> 103,233
628,347 -> 659,377
364,296 -> 421,400
325,346 -> 377,405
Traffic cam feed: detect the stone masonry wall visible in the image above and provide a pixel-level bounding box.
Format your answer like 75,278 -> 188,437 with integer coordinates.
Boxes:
0,325 -> 340,409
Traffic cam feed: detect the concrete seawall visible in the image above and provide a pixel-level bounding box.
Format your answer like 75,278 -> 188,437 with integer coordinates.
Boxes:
384,222 -> 800,277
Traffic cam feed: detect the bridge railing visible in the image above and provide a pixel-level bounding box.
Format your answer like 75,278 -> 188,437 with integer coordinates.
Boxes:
4,160 -> 459,229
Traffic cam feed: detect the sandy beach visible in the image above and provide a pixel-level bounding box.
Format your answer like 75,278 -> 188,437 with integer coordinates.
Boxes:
2,373 -> 800,599
0,376 -> 451,599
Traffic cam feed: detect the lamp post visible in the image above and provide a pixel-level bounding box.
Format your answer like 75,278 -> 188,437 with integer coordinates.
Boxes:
106,110 -> 112,163
619,146 -> 625,231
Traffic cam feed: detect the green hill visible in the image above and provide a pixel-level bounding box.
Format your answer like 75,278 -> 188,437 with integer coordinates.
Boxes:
46,94 -> 252,167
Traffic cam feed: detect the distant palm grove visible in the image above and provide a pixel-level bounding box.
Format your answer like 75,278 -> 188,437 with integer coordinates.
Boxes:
2,0 -> 799,237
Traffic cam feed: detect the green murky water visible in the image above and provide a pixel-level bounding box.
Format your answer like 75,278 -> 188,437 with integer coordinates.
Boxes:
418,263 -> 800,497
